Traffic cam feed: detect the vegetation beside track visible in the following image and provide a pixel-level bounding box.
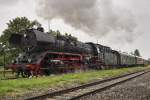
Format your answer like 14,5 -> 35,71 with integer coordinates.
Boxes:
0,66 -> 3,71
0,67 -> 15,79
0,66 -> 149,96
0,71 -> 15,79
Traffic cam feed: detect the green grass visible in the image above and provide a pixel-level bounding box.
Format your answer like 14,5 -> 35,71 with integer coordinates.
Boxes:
0,69 -> 15,79
0,73 -> 15,79
0,66 -> 149,96
0,66 -> 4,71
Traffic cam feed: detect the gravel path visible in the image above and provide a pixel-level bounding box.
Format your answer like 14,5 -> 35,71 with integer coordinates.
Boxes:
80,72 -> 150,100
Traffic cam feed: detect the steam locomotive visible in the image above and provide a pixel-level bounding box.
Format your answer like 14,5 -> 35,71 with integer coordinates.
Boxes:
8,27 -> 149,76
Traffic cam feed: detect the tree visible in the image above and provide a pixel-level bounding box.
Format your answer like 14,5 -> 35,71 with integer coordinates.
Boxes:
0,17 -> 41,45
48,29 -> 58,36
134,49 -> 141,56
130,52 -> 134,55
0,17 -> 41,64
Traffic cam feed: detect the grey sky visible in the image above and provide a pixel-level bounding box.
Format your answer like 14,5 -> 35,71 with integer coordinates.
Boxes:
0,0 -> 149,59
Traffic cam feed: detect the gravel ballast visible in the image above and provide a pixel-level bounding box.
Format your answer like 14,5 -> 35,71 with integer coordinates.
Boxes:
80,72 -> 150,100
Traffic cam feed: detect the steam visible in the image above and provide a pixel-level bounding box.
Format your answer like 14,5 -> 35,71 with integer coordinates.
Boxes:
0,0 -> 19,6
36,0 -> 137,43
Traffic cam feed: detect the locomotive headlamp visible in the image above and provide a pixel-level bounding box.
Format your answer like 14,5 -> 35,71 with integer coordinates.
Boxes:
23,34 -> 27,38
28,58 -> 32,63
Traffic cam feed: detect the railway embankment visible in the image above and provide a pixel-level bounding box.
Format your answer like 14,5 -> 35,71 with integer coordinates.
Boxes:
0,66 -> 150,99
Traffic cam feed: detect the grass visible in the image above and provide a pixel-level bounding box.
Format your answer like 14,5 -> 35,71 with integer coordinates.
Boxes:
0,73 -> 15,79
0,67 -> 4,71
0,69 -> 15,79
0,66 -> 149,96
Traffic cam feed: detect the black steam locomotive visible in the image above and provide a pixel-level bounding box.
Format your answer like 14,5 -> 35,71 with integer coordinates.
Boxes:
8,27 -> 149,75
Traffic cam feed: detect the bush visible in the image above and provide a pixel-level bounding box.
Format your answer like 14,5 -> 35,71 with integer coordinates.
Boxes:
0,56 -> 4,66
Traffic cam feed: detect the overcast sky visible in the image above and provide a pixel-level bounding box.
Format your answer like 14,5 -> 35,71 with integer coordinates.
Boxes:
0,0 -> 150,59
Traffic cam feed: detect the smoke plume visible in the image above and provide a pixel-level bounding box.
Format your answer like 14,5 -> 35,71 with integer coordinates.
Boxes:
36,0 -> 137,43
0,0 -> 19,6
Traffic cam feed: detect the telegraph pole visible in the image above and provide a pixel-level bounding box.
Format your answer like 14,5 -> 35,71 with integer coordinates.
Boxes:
3,50 -> 5,77
48,20 -> 50,31
3,44 -> 6,77
0,43 -> 6,78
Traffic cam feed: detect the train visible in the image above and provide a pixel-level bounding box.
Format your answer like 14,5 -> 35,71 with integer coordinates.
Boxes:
7,27 -> 149,76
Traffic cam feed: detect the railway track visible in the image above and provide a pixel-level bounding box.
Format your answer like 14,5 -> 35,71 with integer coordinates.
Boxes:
25,69 -> 150,100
